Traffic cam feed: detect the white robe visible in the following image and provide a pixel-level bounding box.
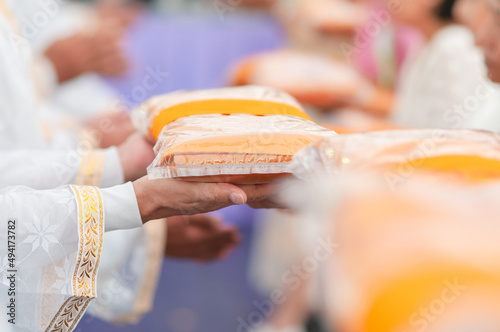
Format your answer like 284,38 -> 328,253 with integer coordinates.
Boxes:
392,25 -> 500,132
0,183 -> 142,332
0,2 -> 165,331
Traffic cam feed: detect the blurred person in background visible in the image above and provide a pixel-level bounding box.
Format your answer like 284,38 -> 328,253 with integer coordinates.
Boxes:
464,0 -> 500,84
9,0 -> 141,148
350,0 -> 422,91
329,0 -> 425,129
451,0 -> 500,131
388,0 -> 500,132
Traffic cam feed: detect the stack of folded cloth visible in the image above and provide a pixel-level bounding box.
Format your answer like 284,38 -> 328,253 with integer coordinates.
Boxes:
133,86 -> 335,184
292,128 -> 500,182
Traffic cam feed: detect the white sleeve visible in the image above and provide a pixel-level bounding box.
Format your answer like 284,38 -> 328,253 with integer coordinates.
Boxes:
87,184 -> 166,324
0,184 -> 150,332
90,183 -> 167,324
0,154 -> 166,326
32,54 -> 59,99
0,148 -> 124,189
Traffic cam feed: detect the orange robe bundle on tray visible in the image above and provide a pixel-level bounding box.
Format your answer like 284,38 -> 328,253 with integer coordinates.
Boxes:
231,49 -> 364,109
286,128 -> 500,332
133,86 -> 335,184
292,128 -> 500,183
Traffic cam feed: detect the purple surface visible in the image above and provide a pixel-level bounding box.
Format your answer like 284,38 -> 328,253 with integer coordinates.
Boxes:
108,11 -> 286,108
77,11 -> 285,332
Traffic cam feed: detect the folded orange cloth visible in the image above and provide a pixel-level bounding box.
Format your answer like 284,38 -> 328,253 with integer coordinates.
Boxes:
292,129 -> 500,183
231,50 -> 364,108
133,86 -> 335,183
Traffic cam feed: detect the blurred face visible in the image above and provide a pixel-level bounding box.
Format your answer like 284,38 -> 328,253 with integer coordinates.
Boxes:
454,0 -> 481,29
474,0 -> 500,82
387,0 -> 442,26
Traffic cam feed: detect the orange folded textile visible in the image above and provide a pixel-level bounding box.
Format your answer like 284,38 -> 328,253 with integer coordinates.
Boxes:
230,50 -> 364,108
133,86 -> 335,183
292,129 -> 500,182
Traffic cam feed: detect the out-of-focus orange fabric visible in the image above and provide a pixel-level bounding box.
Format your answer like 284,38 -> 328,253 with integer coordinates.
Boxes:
320,178 -> 500,332
230,50 -> 364,109
397,155 -> 500,182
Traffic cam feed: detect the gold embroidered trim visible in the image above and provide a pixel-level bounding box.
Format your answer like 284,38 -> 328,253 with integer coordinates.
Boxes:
44,297 -> 92,332
71,186 -> 104,297
45,186 -> 104,332
76,151 -> 104,186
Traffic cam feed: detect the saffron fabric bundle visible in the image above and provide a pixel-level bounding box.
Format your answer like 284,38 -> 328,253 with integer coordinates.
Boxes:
133,86 -> 334,184
292,129 -> 500,182
231,50 -> 364,108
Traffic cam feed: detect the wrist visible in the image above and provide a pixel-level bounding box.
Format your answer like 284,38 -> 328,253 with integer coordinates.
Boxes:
133,177 -> 178,223
132,178 -> 155,224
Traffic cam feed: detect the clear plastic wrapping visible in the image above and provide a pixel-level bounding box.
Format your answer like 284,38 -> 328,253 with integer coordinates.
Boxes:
292,129 -> 500,182
132,86 -> 335,183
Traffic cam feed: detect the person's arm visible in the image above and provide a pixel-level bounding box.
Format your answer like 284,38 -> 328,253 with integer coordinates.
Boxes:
0,148 -> 122,189
0,176 -> 276,331
0,184 -> 140,331
0,133 -> 156,190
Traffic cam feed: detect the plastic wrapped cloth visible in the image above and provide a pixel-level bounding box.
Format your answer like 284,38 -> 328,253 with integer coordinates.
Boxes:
284,173 -> 500,332
133,86 -> 335,183
292,128 -> 500,183
231,50 -> 364,108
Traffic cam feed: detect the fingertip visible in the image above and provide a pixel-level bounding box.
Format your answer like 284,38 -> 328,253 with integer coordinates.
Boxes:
230,192 -> 246,205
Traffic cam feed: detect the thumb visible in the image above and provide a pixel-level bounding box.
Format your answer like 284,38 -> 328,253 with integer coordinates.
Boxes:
200,183 -> 247,206
226,185 -> 247,205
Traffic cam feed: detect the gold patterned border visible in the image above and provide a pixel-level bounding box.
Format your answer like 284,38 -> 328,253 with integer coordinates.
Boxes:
76,151 -> 104,187
44,297 -> 92,332
45,186 -> 104,332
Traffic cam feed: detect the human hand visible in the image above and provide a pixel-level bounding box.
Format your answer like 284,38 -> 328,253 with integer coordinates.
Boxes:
238,183 -> 285,209
86,112 -> 135,148
165,214 -> 241,262
118,133 -> 156,182
44,24 -> 128,82
133,177 -> 288,223
97,0 -> 143,30
133,177 -> 247,223
86,20 -> 129,77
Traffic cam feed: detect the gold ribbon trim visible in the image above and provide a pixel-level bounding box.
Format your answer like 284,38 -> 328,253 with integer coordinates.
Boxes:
45,186 -> 104,332
76,151 -> 104,186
